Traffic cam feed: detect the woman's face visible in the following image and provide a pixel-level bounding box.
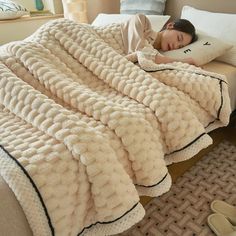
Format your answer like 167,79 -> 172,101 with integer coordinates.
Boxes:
160,23 -> 192,51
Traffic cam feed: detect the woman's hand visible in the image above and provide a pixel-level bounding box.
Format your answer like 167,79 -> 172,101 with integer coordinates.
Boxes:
181,57 -> 197,66
155,54 -> 198,66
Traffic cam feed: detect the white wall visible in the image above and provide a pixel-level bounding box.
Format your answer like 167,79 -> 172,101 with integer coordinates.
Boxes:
14,0 -> 35,10
14,0 -> 120,23
87,0 -> 120,23
0,16 -> 62,45
14,0 -> 63,14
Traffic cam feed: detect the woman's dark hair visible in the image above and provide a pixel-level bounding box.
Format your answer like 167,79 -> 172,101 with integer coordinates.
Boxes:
163,19 -> 197,43
173,19 -> 197,43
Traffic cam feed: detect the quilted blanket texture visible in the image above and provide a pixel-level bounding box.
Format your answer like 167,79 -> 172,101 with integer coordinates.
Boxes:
0,19 -> 231,236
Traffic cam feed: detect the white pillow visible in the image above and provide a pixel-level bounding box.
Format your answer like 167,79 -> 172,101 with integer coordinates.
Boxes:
161,32 -> 233,66
92,13 -> 170,32
0,0 -> 28,20
120,0 -> 166,15
181,6 -> 236,66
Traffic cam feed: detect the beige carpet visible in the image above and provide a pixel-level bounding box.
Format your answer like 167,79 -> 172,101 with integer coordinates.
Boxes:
118,141 -> 236,236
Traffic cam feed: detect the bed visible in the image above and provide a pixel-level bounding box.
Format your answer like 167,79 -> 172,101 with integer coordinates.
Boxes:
203,61 -> 236,111
0,0 -> 235,236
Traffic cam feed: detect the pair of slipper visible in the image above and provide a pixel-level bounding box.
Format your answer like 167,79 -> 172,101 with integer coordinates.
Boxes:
208,200 -> 236,236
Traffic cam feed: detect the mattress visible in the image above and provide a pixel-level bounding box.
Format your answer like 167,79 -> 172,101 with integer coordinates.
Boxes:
203,61 -> 236,111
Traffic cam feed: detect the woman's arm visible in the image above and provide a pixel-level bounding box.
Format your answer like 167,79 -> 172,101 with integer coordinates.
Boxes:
155,54 -> 197,65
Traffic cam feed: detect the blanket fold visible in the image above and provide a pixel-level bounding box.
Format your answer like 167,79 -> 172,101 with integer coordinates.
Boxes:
0,19 -> 231,236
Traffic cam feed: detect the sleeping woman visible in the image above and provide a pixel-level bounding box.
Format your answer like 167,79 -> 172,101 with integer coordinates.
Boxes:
121,13 -> 197,66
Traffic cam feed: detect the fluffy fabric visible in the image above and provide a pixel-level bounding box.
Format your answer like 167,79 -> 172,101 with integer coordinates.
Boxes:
0,19 -> 231,236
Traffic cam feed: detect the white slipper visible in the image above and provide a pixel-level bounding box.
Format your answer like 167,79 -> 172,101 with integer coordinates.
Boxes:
211,200 -> 236,225
208,213 -> 236,236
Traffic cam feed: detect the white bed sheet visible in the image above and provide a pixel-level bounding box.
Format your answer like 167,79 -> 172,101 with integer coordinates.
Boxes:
203,61 -> 236,111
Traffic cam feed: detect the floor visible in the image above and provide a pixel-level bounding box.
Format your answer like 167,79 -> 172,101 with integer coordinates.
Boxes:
120,136 -> 236,236
140,113 -> 236,206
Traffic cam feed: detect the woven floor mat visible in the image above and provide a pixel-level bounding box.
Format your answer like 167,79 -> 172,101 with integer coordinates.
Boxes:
118,141 -> 236,236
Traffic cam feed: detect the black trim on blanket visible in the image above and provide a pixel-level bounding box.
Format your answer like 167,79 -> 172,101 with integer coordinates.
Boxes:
0,145 -> 55,236
205,118 -> 219,128
193,72 -> 227,84
77,202 -> 139,236
146,67 -> 226,130
205,80 -> 223,128
148,68 -> 228,84
0,144 -> 142,236
166,133 -> 207,155
135,173 -> 168,188
149,68 -> 226,139
164,80 -> 223,157
217,81 -> 224,120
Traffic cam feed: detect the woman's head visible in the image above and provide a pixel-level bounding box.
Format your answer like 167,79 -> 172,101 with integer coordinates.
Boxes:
160,19 -> 196,52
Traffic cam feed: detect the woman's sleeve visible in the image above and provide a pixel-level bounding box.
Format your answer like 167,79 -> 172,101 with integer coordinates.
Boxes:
121,14 -> 154,54
136,46 -> 163,71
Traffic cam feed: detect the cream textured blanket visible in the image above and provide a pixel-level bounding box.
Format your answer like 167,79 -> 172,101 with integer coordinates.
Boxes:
0,19 -> 231,236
